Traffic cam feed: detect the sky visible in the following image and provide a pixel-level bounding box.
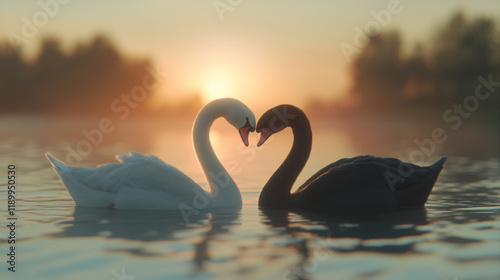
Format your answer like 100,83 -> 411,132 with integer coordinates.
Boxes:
1,0 -> 499,111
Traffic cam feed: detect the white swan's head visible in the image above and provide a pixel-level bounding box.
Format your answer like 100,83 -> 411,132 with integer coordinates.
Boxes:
205,98 -> 256,146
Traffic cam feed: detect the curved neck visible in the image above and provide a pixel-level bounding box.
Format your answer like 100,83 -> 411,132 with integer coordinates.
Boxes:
259,110 -> 312,208
193,105 -> 241,206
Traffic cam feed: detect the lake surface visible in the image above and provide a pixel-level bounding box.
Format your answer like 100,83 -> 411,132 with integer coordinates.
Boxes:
1,116 -> 499,280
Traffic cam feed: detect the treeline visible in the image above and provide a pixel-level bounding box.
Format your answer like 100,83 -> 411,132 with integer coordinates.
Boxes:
308,11 -> 500,120
0,35 -> 202,117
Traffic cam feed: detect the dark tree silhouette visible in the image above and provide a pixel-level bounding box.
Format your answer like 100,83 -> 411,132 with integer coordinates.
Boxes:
342,11 -> 500,119
400,43 -> 434,103
0,41 -> 32,111
430,11 -> 499,105
0,35 -> 157,116
350,31 -> 405,112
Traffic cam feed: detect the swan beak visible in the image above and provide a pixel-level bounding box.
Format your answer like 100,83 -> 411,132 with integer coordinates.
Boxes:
239,126 -> 252,147
257,129 -> 271,147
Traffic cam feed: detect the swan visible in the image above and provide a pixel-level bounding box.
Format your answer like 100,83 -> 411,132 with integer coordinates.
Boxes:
256,104 -> 446,212
46,98 -> 255,210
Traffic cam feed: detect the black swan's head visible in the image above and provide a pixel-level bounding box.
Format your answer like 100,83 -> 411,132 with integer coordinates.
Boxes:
256,104 -> 303,147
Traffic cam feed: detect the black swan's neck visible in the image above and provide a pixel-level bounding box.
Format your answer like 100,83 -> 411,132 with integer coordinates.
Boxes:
259,109 -> 312,208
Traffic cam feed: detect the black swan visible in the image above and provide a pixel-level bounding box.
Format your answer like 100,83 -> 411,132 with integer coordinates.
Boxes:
256,105 -> 446,212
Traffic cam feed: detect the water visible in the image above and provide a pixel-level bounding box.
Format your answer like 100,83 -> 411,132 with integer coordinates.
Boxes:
1,116 -> 499,280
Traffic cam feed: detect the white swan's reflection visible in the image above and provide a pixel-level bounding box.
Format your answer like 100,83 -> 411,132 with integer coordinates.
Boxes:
58,207 -> 241,240
55,206 -> 240,272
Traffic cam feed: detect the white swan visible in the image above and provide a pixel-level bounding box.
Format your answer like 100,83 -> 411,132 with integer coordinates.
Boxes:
46,98 -> 255,210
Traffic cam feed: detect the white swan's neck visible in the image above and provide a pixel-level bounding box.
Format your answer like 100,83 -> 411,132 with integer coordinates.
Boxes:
192,104 -> 241,207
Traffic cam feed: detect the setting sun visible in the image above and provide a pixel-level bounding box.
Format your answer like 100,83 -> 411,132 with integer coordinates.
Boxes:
204,76 -> 232,101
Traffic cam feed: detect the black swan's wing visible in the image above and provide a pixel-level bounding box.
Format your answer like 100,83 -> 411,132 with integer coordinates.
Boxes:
296,155 -> 397,192
291,156 -> 446,211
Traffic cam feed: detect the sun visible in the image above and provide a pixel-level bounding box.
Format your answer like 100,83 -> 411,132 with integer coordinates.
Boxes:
204,76 -> 232,101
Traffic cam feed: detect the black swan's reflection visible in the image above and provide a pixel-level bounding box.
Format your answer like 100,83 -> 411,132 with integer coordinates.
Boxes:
260,209 -> 430,279
54,206 -> 240,272
261,209 -> 429,242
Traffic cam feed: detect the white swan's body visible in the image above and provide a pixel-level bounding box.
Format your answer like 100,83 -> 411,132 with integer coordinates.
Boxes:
46,98 -> 255,210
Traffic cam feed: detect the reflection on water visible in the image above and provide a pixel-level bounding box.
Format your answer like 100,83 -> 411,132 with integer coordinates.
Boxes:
53,207 -> 240,274
55,207 -> 239,241
0,116 -> 499,280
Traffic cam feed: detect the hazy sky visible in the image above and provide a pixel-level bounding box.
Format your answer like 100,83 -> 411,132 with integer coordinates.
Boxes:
2,0 -> 499,110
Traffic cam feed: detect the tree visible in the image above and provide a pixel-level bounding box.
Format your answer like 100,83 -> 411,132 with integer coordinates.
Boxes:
0,35 -> 155,116
347,11 -> 499,118
350,31 -> 405,112
430,11 -> 498,105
